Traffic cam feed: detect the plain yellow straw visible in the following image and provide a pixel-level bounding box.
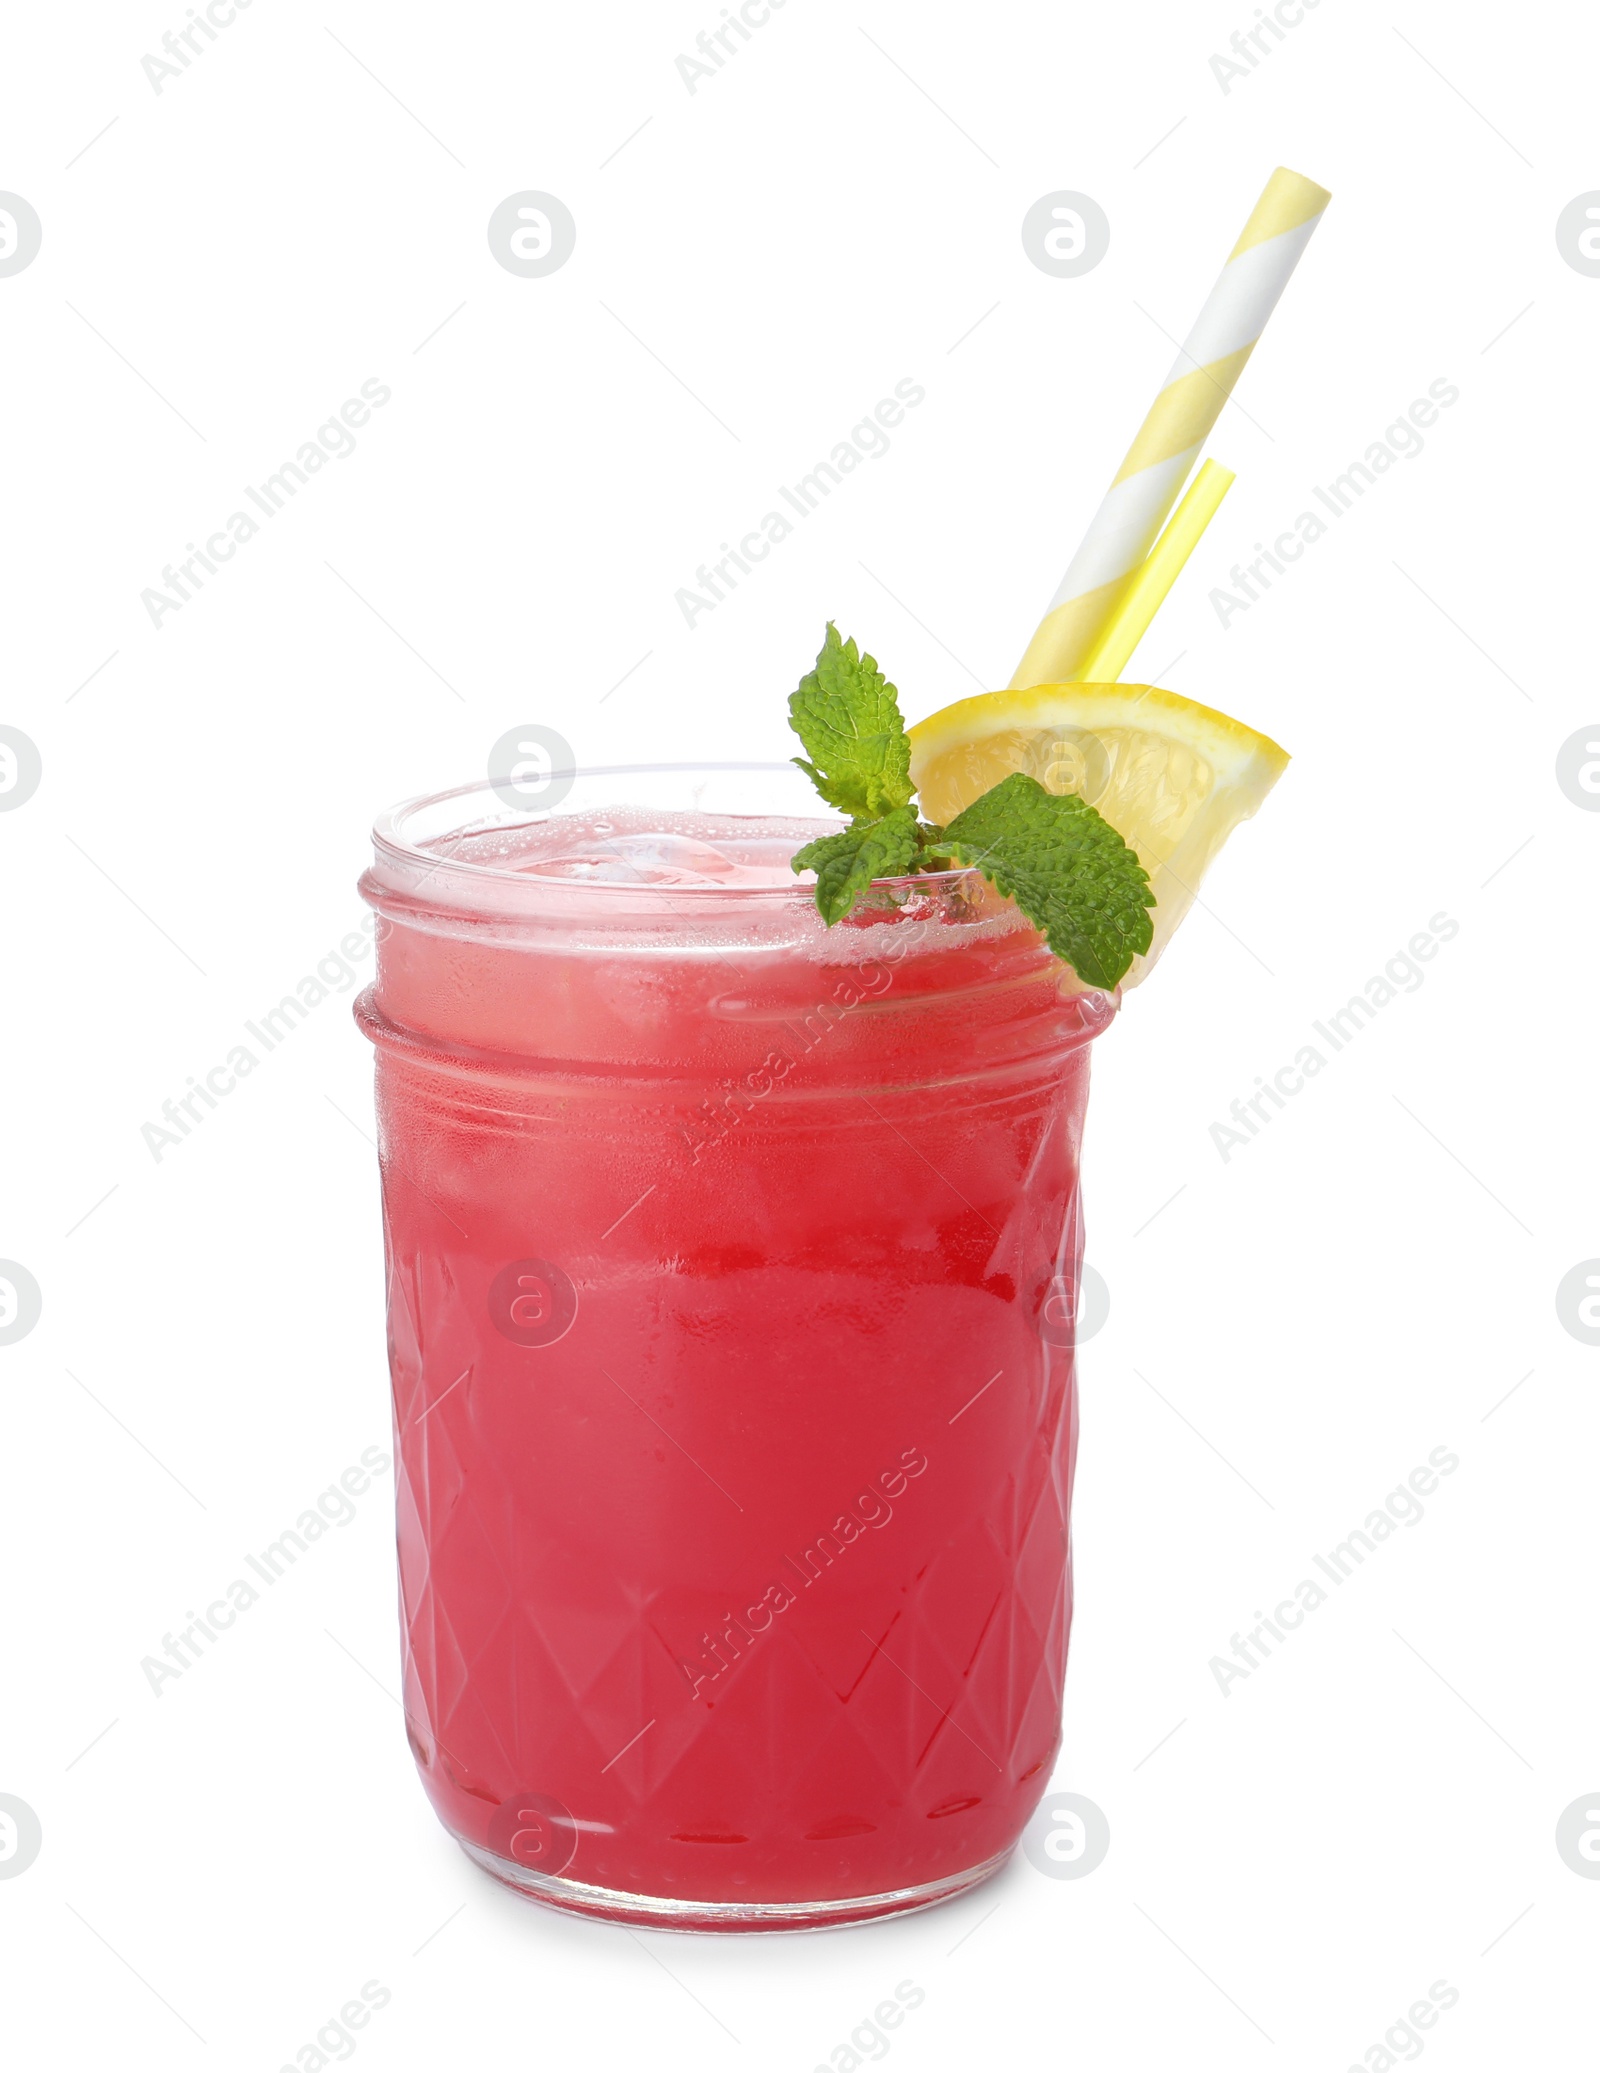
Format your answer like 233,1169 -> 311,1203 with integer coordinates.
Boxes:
1074,459 -> 1236,683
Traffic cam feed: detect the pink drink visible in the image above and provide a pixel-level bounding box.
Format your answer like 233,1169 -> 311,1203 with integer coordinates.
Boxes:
356,770 -> 1113,1929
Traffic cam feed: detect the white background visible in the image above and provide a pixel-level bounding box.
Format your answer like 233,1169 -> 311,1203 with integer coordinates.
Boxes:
3,0 -> 1597,2067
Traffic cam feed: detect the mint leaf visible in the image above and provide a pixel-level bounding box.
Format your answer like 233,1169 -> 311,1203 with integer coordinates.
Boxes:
940,771 -> 1155,988
784,624 -> 1154,975
788,623 -> 914,820
792,805 -> 921,924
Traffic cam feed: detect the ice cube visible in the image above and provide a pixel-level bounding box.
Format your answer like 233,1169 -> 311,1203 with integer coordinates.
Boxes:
535,832 -> 742,886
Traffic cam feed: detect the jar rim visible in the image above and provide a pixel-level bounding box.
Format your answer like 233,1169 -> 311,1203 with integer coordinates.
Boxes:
370,763 -> 986,900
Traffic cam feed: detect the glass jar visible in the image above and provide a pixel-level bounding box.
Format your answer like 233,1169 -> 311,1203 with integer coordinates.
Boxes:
355,765 -> 1114,1930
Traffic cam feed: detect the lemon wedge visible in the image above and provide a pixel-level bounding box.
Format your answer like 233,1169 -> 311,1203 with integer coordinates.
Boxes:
908,682 -> 1288,985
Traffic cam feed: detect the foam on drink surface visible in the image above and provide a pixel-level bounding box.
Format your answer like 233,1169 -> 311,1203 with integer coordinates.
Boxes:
434,806 -> 836,889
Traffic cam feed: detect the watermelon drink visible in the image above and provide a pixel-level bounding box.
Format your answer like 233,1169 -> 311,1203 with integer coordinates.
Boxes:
356,765 -> 1113,1930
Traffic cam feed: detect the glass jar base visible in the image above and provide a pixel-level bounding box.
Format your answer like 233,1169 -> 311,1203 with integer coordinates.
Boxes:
459,1837 -> 1014,1934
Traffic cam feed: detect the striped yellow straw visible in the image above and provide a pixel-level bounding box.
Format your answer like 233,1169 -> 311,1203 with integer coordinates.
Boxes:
1076,459 -> 1235,682
1012,166 -> 1330,689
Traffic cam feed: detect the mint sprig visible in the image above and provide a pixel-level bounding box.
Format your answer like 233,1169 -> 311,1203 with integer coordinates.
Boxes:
787,623 -> 1155,988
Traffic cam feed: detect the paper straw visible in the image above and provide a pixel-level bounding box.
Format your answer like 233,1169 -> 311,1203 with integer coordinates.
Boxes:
1076,459 -> 1234,683
1011,166 -> 1330,689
